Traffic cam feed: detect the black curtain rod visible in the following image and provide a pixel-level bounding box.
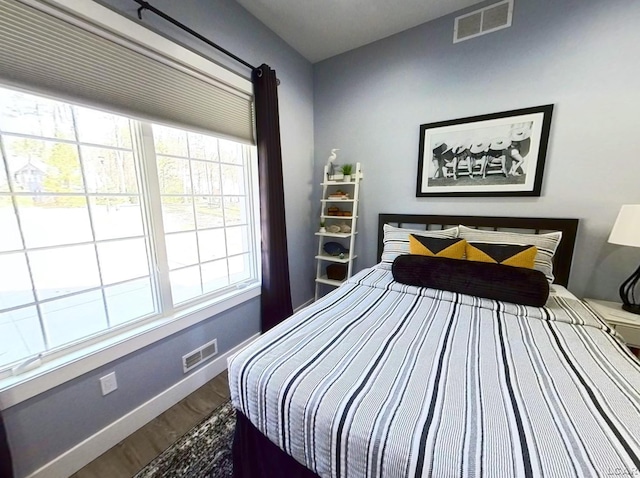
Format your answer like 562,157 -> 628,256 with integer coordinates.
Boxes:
132,0 -> 258,72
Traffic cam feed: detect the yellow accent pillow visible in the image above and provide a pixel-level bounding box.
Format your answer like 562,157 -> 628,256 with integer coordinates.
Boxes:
409,235 -> 466,259
465,242 -> 537,269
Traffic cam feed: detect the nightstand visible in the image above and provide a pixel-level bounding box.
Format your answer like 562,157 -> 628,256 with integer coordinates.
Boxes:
584,298 -> 640,349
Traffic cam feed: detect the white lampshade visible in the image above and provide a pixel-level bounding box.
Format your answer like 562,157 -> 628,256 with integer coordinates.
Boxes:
608,205 -> 640,247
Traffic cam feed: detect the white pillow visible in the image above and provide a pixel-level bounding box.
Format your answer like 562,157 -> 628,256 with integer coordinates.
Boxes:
458,225 -> 562,283
381,224 -> 459,266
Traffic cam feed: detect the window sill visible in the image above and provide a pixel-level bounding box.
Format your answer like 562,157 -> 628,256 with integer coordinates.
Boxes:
0,284 -> 260,410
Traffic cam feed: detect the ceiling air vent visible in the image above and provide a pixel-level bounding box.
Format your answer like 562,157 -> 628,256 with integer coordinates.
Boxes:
182,338 -> 218,373
454,0 -> 513,43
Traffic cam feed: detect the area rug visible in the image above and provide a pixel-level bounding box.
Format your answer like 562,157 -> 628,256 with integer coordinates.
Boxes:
134,399 -> 235,478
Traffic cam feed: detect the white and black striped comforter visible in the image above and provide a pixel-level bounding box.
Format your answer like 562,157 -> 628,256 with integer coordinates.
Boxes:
228,266 -> 640,477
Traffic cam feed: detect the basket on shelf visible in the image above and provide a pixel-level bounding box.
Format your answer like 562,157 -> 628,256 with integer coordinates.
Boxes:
326,264 -> 347,281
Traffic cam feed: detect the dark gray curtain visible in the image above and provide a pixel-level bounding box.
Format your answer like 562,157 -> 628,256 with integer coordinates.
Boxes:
0,413 -> 12,478
252,64 -> 293,332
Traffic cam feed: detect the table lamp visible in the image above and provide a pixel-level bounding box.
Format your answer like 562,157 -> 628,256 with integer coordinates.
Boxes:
608,205 -> 640,314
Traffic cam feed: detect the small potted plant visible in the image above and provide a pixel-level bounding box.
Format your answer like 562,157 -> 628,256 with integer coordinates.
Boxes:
319,221 -> 326,233
341,164 -> 353,182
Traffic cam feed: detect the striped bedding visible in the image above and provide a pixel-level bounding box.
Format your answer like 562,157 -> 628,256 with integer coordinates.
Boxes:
228,265 -> 640,478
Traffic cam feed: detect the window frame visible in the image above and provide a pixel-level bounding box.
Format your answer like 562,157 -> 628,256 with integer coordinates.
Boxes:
0,0 -> 260,409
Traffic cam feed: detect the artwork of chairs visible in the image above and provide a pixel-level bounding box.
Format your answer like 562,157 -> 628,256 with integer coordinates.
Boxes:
431,126 -> 532,181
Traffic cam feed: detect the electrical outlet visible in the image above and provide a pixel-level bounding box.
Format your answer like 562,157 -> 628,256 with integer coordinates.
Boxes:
100,372 -> 118,396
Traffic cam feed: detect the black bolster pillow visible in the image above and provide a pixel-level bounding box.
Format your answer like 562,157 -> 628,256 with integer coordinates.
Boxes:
392,255 -> 550,307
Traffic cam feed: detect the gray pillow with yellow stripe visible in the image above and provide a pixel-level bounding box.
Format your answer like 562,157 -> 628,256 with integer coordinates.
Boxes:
380,224 -> 459,266
458,225 -> 562,283
465,242 -> 537,269
409,235 -> 466,259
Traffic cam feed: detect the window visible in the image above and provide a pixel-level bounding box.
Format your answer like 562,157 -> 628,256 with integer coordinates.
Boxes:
0,86 -> 258,372
152,124 -> 255,304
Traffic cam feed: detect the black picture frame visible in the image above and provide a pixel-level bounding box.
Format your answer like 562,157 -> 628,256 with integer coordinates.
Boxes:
416,105 -> 553,197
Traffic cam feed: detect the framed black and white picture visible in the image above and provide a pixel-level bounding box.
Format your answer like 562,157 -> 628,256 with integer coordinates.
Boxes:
416,105 -> 553,197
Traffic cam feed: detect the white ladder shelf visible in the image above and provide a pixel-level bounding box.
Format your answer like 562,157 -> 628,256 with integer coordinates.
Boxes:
314,162 -> 362,300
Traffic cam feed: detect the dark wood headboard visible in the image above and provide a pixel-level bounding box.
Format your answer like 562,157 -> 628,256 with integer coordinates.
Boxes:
378,214 -> 579,287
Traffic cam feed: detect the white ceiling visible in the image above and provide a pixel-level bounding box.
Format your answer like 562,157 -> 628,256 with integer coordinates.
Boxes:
235,0 -> 486,63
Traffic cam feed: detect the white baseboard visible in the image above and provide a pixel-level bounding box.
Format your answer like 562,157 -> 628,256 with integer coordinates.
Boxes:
25,333 -> 260,478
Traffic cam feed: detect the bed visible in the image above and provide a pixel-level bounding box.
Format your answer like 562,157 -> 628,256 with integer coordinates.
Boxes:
228,214 -> 640,478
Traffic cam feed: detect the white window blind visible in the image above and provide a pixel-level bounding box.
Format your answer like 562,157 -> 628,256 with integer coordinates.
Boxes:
0,0 -> 255,144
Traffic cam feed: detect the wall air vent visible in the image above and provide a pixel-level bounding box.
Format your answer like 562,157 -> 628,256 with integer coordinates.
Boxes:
454,0 -> 513,43
182,338 -> 218,373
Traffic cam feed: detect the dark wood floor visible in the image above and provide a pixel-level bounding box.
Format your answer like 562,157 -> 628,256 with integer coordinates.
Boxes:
71,371 -> 230,478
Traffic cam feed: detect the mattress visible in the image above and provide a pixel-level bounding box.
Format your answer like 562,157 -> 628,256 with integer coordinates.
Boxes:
228,265 -> 640,478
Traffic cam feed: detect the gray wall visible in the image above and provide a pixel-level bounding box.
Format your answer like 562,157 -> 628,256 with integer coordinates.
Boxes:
4,1 -> 314,476
313,0 -> 640,301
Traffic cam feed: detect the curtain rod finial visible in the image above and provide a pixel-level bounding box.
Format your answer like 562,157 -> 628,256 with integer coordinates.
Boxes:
136,1 -> 150,20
